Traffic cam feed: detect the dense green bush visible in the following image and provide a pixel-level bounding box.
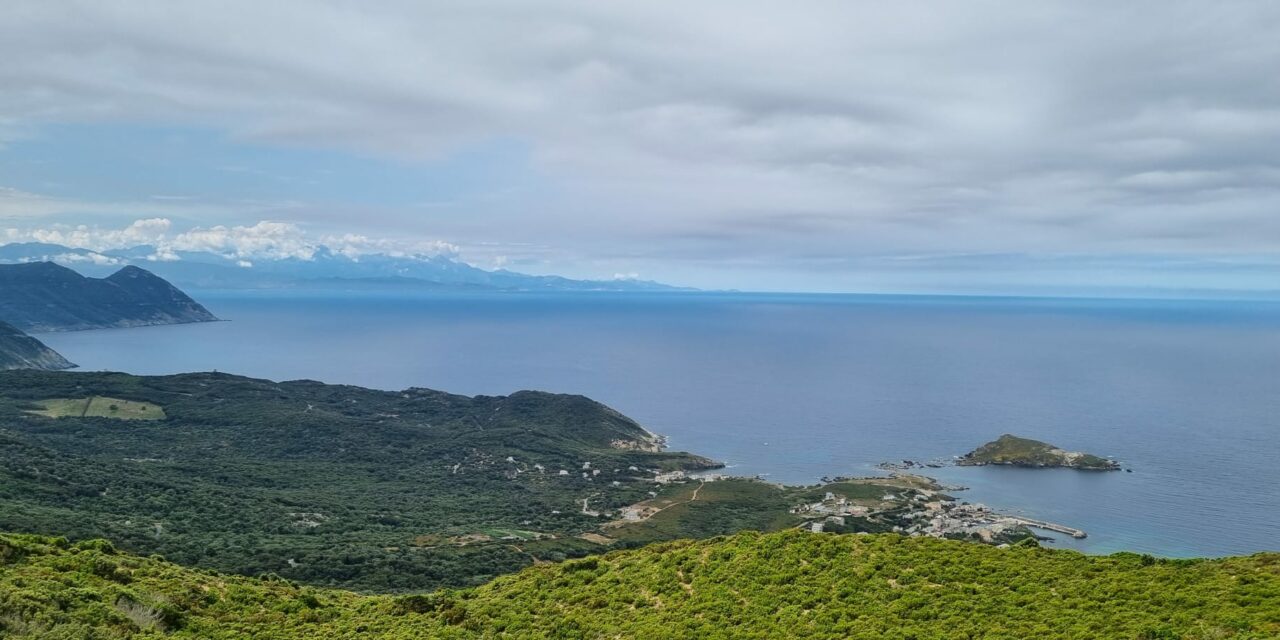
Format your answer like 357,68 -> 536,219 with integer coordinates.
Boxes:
0,370 -> 714,591
1,530 -> 1276,639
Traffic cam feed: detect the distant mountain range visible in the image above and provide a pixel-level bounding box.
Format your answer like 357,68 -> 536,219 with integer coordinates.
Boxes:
0,321 -> 74,371
0,262 -> 218,332
0,242 -> 688,292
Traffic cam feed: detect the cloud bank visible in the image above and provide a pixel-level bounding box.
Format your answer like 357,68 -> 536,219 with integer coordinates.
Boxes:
2,1 -> 1280,290
2,218 -> 460,263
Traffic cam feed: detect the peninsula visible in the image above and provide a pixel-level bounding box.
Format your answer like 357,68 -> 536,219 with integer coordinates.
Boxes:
0,370 -> 1039,592
0,321 -> 75,371
958,434 -> 1120,470
0,262 -> 218,332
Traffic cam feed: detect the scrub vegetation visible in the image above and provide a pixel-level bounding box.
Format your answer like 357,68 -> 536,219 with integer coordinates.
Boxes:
2,530 -> 1276,639
0,370 -> 720,592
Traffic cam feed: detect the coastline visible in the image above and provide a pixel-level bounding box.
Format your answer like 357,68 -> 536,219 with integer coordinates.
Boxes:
28,292 -> 1280,559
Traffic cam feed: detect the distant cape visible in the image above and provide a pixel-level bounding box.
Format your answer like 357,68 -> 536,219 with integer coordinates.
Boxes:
0,262 -> 219,332
0,321 -> 75,371
0,242 -> 690,292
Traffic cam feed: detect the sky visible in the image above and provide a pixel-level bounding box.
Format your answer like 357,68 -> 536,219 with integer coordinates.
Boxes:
2,1 -> 1280,294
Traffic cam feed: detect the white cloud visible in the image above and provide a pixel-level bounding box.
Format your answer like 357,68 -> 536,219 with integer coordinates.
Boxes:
12,218 -> 171,253
147,246 -> 181,262
170,221 -> 317,260
2,217 -> 461,263
317,233 -> 460,260
51,252 -> 122,266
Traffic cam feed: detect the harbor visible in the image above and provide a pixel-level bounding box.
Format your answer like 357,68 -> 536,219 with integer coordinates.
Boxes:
1006,516 -> 1087,539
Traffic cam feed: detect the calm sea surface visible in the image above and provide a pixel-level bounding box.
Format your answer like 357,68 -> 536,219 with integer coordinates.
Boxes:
36,291 -> 1280,557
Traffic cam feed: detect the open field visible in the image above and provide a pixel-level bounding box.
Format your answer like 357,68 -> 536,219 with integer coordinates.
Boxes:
25,396 -> 166,420
606,478 -> 802,542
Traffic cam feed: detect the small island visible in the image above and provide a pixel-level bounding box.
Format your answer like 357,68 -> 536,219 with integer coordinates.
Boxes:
958,434 -> 1120,471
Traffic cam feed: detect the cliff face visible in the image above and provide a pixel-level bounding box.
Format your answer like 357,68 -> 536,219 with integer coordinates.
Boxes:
0,263 -> 218,332
0,322 -> 75,370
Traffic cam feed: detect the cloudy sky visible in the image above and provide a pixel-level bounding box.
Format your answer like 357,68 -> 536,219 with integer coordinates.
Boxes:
3,1 -> 1280,294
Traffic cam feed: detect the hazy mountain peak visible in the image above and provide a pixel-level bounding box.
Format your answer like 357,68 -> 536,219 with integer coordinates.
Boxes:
0,260 -> 84,281
0,242 -> 689,293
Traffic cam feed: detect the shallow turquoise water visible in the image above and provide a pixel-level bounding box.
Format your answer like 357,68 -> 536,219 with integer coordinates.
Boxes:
38,291 -> 1280,557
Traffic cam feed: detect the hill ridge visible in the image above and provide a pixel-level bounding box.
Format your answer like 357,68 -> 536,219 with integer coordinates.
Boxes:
0,321 -> 75,371
0,262 -> 218,331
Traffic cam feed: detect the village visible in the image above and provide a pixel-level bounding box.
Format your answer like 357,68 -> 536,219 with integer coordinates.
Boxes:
790,479 -> 1086,544
443,453 -> 1087,550
542,458 -> 1090,546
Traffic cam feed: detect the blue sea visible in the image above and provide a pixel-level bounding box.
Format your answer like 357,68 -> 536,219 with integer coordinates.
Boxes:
37,291 -> 1280,558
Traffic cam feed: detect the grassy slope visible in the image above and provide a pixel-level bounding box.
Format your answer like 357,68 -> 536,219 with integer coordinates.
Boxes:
605,479 -> 802,543
27,397 -> 165,420
2,531 -> 1276,639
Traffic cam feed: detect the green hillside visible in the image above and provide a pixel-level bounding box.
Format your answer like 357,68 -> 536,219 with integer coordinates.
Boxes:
0,370 -> 719,592
2,531 -> 1276,639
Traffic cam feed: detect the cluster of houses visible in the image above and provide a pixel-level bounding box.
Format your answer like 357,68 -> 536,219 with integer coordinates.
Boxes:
894,501 -> 1025,542
791,492 -> 875,532
791,487 -> 1026,541
792,487 -> 1062,544
792,492 -> 872,518
501,456 -> 654,483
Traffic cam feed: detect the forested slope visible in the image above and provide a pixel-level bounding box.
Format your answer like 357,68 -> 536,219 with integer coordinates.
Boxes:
0,370 -> 716,591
